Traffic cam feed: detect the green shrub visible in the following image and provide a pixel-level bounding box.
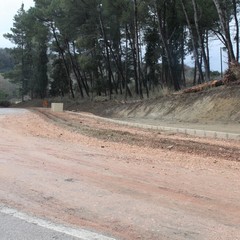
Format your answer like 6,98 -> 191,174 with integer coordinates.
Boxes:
0,100 -> 11,107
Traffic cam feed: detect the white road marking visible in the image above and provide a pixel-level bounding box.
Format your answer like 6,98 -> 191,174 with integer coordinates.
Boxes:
0,206 -> 116,240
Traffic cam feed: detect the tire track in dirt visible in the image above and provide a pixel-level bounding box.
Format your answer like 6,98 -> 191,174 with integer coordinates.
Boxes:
33,108 -> 240,162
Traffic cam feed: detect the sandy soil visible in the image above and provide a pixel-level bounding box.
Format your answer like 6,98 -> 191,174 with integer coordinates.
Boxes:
0,108 -> 240,240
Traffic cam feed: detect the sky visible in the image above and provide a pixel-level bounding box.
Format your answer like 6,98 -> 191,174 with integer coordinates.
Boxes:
186,39 -> 228,72
0,0 -> 34,48
0,0 -> 227,72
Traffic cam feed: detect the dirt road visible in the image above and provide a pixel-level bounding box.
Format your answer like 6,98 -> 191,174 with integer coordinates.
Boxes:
0,108 -> 240,240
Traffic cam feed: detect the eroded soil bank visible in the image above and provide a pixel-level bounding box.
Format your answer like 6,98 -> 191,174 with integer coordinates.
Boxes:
39,85 -> 238,124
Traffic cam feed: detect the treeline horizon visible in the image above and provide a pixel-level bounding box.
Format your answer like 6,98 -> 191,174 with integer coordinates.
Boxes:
3,0 -> 240,100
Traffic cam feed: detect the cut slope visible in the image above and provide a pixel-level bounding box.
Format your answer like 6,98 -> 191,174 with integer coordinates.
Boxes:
99,85 -> 240,124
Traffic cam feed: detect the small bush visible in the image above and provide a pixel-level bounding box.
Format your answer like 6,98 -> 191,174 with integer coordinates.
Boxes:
0,100 -> 11,107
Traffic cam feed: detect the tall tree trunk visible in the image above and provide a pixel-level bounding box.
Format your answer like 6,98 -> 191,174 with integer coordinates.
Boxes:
180,0 -> 204,83
21,41 -> 24,102
51,23 -> 74,98
99,8 -> 112,99
124,25 -> 132,99
205,30 -> 210,77
109,44 -> 132,97
72,41 -> 90,97
212,0 -> 236,63
181,27 -> 186,87
133,0 -> 143,98
126,25 -> 139,95
65,39 -> 84,98
232,0 -> 239,61
192,0 -> 210,81
154,0 -> 180,90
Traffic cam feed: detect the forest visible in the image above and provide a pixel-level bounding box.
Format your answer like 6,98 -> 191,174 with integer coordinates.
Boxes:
2,0 -> 240,100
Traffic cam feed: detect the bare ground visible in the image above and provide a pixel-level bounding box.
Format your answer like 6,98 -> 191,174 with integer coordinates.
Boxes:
0,108 -> 240,240
63,85 -> 240,125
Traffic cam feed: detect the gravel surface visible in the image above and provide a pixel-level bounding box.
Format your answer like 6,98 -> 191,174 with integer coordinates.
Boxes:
0,108 -> 240,240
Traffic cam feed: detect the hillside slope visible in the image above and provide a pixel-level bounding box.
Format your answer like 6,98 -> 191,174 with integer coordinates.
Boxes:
71,85 -> 240,125
15,85 -> 240,125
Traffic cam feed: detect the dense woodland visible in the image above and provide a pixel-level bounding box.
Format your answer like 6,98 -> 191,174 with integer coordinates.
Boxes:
2,0 -> 240,100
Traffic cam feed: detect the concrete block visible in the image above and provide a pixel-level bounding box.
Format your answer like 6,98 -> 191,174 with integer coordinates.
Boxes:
204,131 -> 217,138
185,129 -> 196,136
194,130 -> 206,137
228,134 -> 240,140
177,128 -> 187,134
215,132 -> 228,139
51,103 -> 64,112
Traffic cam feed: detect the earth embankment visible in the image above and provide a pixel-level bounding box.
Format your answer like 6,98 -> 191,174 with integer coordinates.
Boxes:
14,85 -> 240,126
95,86 -> 240,124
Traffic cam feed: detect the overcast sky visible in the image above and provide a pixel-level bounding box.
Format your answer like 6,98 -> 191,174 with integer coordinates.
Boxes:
187,40 -> 228,72
0,0 -> 226,71
0,0 -> 34,48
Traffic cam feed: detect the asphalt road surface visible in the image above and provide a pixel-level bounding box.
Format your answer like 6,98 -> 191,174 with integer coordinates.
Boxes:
0,212 -> 80,240
0,108 -> 28,115
0,206 -> 115,240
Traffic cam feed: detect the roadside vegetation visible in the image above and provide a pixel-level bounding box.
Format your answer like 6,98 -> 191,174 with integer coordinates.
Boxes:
0,74 -> 19,107
1,0 -> 240,102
